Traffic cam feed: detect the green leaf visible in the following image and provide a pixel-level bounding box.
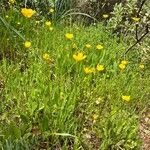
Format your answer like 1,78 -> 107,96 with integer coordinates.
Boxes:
40,115 -> 49,132
5,122 -> 21,139
28,101 -> 38,115
20,114 -> 29,123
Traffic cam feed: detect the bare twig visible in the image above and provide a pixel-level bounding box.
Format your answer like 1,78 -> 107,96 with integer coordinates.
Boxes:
124,0 -> 149,55
135,24 -> 139,41
135,0 -> 147,41
137,0 -> 147,17
125,24 -> 149,55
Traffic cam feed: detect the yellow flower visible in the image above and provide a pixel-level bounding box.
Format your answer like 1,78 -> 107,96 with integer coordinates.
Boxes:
21,8 -> 36,18
24,41 -> 31,48
85,44 -> 92,48
65,33 -> 73,40
73,52 -> 86,62
96,64 -> 104,71
9,0 -> 15,4
49,8 -> 54,13
119,63 -> 126,70
43,53 -> 50,60
139,64 -> 144,69
132,17 -> 140,22
121,60 -> 128,65
122,95 -> 131,102
43,53 -> 53,64
103,14 -> 109,19
96,44 -> 103,50
43,53 -> 50,61
5,15 -> 9,18
45,21 -> 51,26
84,67 -> 95,74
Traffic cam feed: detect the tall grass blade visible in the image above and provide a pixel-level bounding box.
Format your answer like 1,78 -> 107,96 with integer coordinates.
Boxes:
0,16 -> 25,40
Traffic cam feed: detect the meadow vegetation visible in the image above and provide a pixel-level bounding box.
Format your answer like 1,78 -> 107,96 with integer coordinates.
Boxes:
0,1 -> 150,149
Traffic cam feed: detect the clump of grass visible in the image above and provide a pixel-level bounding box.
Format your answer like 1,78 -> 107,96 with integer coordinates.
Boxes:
0,7 -> 149,149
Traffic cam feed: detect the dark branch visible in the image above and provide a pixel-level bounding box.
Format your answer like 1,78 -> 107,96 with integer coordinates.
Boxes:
137,0 -> 147,17
135,0 -> 147,41
125,24 -> 149,55
124,0 -> 149,55
135,24 -> 139,41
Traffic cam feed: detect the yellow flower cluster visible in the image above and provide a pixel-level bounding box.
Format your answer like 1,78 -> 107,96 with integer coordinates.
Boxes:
21,8 -> 36,18
85,43 -> 104,50
83,64 -> 105,74
84,67 -> 95,74
70,35 -> 105,74
139,64 -> 144,69
119,60 -> 128,70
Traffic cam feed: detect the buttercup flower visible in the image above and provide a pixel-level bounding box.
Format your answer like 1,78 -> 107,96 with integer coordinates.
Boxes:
24,41 -> 31,48
73,52 -> 86,62
121,60 -> 128,65
132,17 -> 140,22
84,67 -> 95,74
65,33 -> 73,40
103,14 -> 109,19
85,44 -> 92,49
139,64 -> 144,69
43,53 -> 52,63
122,95 -> 130,102
96,64 -> 104,71
45,21 -> 51,26
43,53 -> 50,60
21,8 -> 36,18
119,63 -> 126,70
96,44 -> 103,50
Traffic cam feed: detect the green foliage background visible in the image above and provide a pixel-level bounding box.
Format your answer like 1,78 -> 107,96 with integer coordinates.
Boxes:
0,0 -> 150,149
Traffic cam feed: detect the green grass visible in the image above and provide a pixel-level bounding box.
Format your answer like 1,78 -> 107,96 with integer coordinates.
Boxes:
0,7 -> 150,150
